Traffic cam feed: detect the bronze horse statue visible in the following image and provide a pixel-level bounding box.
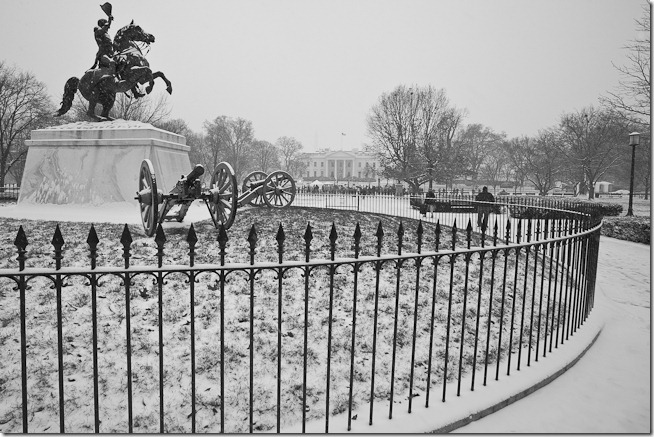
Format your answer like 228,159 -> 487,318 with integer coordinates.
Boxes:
55,21 -> 172,121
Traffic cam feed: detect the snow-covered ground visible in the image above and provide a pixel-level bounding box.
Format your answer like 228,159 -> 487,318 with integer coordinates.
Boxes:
453,236 -> 651,433
0,200 -> 648,433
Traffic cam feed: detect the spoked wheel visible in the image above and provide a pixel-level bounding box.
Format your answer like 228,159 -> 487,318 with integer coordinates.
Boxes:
262,171 -> 296,208
208,162 -> 238,229
137,159 -> 160,237
241,171 -> 267,206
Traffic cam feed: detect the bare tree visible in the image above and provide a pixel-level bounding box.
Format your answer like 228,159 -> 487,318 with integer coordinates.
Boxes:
154,118 -> 191,136
600,3 -> 650,198
458,123 -> 505,187
502,136 -> 532,193
520,130 -> 566,195
0,62 -> 55,186
478,143 -> 508,193
366,84 -> 464,191
557,106 -> 626,199
275,136 -> 303,174
600,3 -> 650,123
251,140 -> 281,173
203,116 -> 254,181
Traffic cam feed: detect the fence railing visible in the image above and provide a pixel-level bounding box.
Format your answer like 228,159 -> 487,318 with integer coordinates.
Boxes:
0,196 -> 602,433
0,184 -> 19,199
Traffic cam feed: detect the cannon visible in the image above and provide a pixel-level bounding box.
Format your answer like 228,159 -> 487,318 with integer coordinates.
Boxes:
135,159 -> 296,236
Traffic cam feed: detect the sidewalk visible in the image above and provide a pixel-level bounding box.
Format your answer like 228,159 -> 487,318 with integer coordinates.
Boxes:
454,236 -> 651,433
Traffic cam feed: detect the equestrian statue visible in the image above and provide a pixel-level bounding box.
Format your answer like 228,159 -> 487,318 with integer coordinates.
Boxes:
55,2 -> 172,121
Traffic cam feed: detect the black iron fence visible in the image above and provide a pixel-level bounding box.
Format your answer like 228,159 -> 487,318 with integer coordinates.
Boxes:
0,196 -> 602,433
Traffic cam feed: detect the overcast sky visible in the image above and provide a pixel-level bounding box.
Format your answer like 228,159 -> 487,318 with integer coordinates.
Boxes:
0,0 -> 646,152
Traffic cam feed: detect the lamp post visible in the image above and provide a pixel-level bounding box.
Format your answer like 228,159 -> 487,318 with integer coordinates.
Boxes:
627,132 -> 640,216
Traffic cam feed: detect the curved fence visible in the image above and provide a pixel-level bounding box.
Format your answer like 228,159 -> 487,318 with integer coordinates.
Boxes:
0,194 -> 602,433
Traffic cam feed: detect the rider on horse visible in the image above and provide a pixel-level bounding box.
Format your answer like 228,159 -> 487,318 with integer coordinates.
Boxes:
91,15 -> 115,73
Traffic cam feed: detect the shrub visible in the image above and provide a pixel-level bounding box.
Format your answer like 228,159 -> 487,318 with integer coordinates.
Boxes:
601,216 -> 650,245
504,197 -> 623,222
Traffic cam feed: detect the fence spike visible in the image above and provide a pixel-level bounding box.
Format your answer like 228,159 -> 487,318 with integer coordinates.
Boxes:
526,219 -> 532,243
52,224 -> 64,248
493,219 -> 499,246
375,221 -> 384,257
353,223 -> 361,259
187,224 -> 197,267
187,223 -> 198,246
416,220 -> 424,254
14,226 -> 28,271
451,219 -> 458,251
248,225 -> 258,265
87,225 -> 99,270
120,224 -> 132,246
155,224 -> 166,268
120,224 -> 132,269
516,220 -> 522,244
505,219 -> 511,244
52,225 -> 65,269
329,222 -> 338,261
397,221 -> 404,255
466,219 -> 473,249
87,225 -> 99,247
276,222 -> 285,264
435,220 -> 441,252
303,222 -> 313,262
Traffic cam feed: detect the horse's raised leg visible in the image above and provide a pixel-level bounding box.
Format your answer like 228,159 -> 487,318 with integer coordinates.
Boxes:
152,71 -> 173,94
129,85 -> 145,99
143,70 -> 155,94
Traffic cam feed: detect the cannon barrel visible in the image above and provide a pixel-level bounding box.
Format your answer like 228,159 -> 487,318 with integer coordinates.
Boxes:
185,164 -> 205,184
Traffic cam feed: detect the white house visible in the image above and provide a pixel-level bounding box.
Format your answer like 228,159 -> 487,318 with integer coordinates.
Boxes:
298,149 -> 380,182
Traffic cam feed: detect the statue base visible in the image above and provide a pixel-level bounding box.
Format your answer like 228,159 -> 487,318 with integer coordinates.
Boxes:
19,120 -> 192,206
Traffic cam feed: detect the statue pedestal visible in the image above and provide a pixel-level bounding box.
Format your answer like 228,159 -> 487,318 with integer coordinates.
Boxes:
19,120 -> 192,206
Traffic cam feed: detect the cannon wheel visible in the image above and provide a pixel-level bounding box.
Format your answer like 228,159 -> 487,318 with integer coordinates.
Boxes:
263,171 -> 296,208
208,162 -> 238,229
241,171 -> 267,206
138,159 -> 159,237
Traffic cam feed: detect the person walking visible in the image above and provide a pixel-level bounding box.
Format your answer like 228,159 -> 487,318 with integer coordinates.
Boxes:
425,189 -> 436,217
475,186 -> 495,230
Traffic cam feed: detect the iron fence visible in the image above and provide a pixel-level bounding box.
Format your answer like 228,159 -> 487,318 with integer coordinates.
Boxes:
0,197 -> 601,433
0,185 -> 20,200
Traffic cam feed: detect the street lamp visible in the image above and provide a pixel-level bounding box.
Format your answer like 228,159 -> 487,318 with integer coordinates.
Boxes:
627,132 -> 640,216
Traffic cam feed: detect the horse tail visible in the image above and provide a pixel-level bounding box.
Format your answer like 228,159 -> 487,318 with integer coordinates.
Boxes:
54,77 -> 80,116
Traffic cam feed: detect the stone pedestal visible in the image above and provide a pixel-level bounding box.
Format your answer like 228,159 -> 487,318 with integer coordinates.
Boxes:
19,119 -> 192,205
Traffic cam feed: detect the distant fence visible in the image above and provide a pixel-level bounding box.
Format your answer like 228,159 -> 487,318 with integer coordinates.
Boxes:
0,185 -> 19,199
0,195 -> 602,433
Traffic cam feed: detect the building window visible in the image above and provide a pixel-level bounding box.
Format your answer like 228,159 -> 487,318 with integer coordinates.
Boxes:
314,171 -> 317,177
313,161 -> 317,167
321,162 -> 324,167
321,171 -> 324,177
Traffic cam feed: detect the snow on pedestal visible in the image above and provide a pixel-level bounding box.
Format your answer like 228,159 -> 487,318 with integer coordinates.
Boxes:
18,119 -> 191,205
